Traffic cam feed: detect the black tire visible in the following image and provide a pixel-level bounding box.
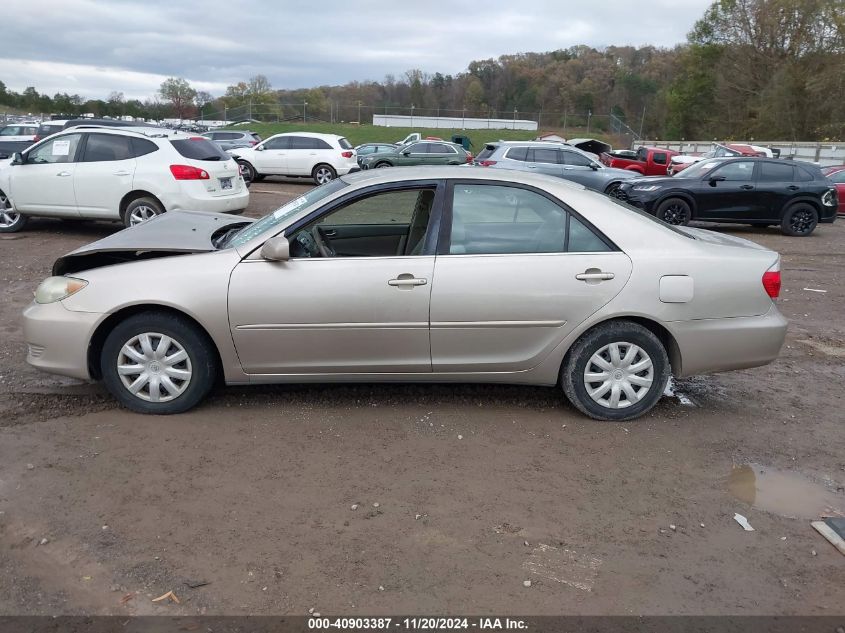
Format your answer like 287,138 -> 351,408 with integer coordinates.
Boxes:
0,191 -> 28,233
124,196 -> 164,228
781,203 -> 818,236
604,182 -> 623,198
656,197 -> 691,225
253,174 -> 266,182
561,321 -> 670,422
100,312 -> 217,415
374,161 -> 392,169
312,163 -> 337,185
237,160 -> 257,186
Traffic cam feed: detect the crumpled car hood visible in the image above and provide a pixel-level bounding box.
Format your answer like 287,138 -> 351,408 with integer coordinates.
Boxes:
53,210 -> 253,275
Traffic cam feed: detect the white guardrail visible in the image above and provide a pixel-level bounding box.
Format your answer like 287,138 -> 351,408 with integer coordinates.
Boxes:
639,140 -> 845,167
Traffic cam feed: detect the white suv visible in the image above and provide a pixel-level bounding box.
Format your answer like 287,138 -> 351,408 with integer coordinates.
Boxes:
229,132 -> 358,185
0,126 -> 249,232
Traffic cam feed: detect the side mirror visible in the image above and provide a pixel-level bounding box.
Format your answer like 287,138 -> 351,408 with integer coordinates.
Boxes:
10,152 -> 23,165
708,175 -> 726,186
402,150 -> 411,156
255,145 -> 264,151
260,236 -> 290,261
589,163 -> 599,171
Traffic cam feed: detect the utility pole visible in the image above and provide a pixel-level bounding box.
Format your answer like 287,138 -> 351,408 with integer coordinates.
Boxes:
411,104 -> 415,128
357,100 -> 362,125
462,105 -> 466,130
303,101 -> 308,123
587,109 -> 592,133
639,105 -> 646,139
513,108 -> 518,130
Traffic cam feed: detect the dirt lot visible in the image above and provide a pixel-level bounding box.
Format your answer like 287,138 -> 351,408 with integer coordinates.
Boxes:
0,179 -> 843,616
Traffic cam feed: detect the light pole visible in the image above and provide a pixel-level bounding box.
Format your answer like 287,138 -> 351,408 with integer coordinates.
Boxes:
410,104 -> 415,128
587,109 -> 592,133
513,108 -> 518,130
303,101 -> 308,123
357,100 -> 362,125
462,106 -> 466,130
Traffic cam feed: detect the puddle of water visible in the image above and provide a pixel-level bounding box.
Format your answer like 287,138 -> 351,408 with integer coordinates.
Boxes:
727,463 -> 844,520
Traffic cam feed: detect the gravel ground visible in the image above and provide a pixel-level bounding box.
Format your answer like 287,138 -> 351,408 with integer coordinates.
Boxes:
0,178 -> 843,616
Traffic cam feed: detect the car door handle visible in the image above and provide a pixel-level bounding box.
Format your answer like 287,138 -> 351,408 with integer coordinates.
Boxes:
787,185 -> 800,191
112,170 -> 131,176
388,275 -> 427,287
323,229 -> 337,237
563,166 -> 574,170
56,171 -> 71,177
576,271 -> 615,281
527,164 -> 537,168
740,184 -> 754,190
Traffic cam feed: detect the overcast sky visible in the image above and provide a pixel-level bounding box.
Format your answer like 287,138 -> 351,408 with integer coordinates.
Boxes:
1,0 -> 713,101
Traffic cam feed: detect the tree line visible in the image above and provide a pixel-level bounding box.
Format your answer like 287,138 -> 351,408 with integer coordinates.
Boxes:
2,0 -> 842,140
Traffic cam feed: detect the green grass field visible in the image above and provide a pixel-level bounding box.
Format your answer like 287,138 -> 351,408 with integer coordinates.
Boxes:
220,122 -> 612,149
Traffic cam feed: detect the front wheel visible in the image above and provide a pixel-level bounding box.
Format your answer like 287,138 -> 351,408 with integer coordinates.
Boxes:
100,312 -> 217,414
375,162 -> 392,169
237,160 -> 256,186
0,192 -> 28,233
781,203 -> 818,236
604,182 -> 623,198
561,321 -> 670,421
656,197 -> 691,226
312,164 -> 337,185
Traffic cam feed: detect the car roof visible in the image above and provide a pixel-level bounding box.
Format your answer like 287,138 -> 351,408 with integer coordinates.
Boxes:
271,132 -> 345,140
52,125 -> 196,140
341,165 -> 584,189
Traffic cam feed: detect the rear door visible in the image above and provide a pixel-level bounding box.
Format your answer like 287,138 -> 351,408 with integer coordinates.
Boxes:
526,147 -> 563,178
286,136 -> 317,175
430,181 -> 632,372
74,133 -> 137,218
755,161 -> 800,221
10,133 -> 83,216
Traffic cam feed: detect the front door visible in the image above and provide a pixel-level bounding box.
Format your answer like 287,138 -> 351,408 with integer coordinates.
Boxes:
229,184 -> 442,374
430,182 -> 632,372
694,160 -> 764,220
254,136 -> 289,174
559,149 -> 599,186
10,133 -> 83,216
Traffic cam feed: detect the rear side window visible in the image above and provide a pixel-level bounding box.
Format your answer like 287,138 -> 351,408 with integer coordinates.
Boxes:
131,137 -> 158,157
217,132 -> 241,140
37,124 -> 63,137
338,137 -> 352,150
530,148 -> 560,164
428,143 -> 456,154
170,138 -> 229,161
81,133 -> 133,162
312,138 -> 332,150
504,147 -> 528,161
289,136 -> 312,149
758,162 -> 795,182
795,165 -> 816,182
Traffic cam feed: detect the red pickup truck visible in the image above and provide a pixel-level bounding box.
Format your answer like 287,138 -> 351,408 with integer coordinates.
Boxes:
599,146 -> 679,176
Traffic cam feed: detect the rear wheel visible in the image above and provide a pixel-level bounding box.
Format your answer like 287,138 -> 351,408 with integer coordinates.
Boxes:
237,160 -> 256,186
312,164 -> 337,185
561,321 -> 670,421
100,312 -> 217,414
375,162 -> 392,169
0,191 -> 28,233
124,196 -> 164,227
781,203 -> 818,236
656,197 -> 691,226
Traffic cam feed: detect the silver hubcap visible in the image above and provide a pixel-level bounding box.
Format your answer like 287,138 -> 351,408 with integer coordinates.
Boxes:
584,342 -> 654,409
315,167 -> 333,184
0,195 -> 21,228
129,204 -> 161,226
117,333 -> 192,403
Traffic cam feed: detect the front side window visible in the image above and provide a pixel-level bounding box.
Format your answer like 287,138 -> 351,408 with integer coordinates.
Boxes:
562,151 -> 594,167
405,143 -> 426,154
358,146 -> 375,156
829,170 -> 845,184
263,136 -> 291,150
0,126 -> 20,136
81,133 -> 133,162
26,133 -> 83,164
290,187 -> 437,258
448,184 -> 611,255
712,161 -> 755,181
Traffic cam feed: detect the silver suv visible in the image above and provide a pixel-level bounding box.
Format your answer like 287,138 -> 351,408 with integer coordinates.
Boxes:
474,141 -> 636,195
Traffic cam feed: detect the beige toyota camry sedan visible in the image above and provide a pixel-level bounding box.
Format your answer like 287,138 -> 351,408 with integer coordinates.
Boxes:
23,167 -> 787,421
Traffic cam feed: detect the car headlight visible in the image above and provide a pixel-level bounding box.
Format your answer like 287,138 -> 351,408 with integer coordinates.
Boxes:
632,184 -> 662,192
34,276 -> 88,304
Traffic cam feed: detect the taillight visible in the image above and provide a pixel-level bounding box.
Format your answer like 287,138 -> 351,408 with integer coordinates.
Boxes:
762,268 -> 781,299
249,140 -> 258,145
341,151 -> 353,158
477,160 -> 497,167
33,135 -> 40,142
170,164 -> 209,180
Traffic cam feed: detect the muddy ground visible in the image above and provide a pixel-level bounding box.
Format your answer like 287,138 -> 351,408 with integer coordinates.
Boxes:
0,179 -> 843,616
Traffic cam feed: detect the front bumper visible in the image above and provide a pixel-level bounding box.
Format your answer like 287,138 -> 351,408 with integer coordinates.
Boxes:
23,300 -> 104,381
668,305 -> 788,377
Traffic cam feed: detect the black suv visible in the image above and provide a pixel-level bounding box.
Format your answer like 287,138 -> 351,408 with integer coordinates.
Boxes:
616,157 -> 838,236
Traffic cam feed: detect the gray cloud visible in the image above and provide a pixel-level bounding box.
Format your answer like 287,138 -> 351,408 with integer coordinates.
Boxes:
1,0 -> 712,100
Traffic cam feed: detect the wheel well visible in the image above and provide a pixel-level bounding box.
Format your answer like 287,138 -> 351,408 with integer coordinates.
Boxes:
375,161 -> 391,167
564,316 -> 682,377
312,162 -> 335,173
781,197 -> 821,218
87,304 -> 223,382
119,191 -> 164,221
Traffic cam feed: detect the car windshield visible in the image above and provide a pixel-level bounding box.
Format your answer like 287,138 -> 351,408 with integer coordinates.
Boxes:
223,179 -> 348,249
677,160 -> 724,179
